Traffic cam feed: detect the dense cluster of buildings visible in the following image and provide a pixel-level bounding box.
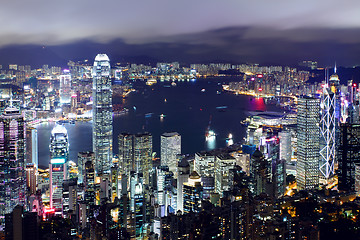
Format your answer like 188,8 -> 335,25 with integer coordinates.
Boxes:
1,56 -> 360,239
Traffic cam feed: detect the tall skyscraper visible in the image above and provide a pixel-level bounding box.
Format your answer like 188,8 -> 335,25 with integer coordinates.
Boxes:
279,131 -> 291,162
118,133 -> 134,177
134,133 -> 152,185
161,132 -> 181,177
59,71 -> 72,105
0,105 -> 26,230
92,54 -> 113,174
338,123 -> 360,191
118,133 -> 153,185
49,124 -> 69,215
319,82 -> 336,179
296,96 -> 320,190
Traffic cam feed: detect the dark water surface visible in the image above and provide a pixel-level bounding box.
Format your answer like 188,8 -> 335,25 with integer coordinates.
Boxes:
36,78 -> 282,167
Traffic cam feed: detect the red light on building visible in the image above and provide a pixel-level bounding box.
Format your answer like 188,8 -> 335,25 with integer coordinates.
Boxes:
354,83 -> 357,87
258,88 -> 263,91
257,74 -> 263,78
44,208 -> 55,213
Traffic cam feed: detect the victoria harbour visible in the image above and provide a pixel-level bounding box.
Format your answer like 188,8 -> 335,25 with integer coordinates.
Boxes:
36,78 -> 282,168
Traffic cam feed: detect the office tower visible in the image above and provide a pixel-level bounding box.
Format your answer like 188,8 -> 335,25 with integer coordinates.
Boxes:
26,164 -> 37,195
111,165 -> 120,202
272,159 -> 286,198
194,152 -> 215,177
319,82 -> 337,179
177,158 -> 190,213
92,54 -> 113,174
134,183 -> 145,239
183,171 -> 203,214
49,124 -> 69,215
355,164 -> 360,195
59,72 -> 72,105
134,133 -> 153,185
84,160 -> 95,205
62,178 -> 77,218
25,127 -> 38,195
77,151 -> 95,184
251,150 -> 269,196
279,131 -> 292,162
296,96 -> 320,190
214,154 -> 236,196
338,123 -> 360,191
230,151 -> 250,175
25,127 -> 38,167
118,133 -> 134,177
161,132 -> 181,177
0,105 -> 26,230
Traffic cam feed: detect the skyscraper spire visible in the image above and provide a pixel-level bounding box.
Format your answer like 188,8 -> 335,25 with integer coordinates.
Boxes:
334,62 -> 337,74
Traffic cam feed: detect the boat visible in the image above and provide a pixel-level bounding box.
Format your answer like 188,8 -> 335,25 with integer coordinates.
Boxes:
146,79 -> 157,86
201,89 -> 206,92
145,113 -> 153,118
205,130 -> 216,141
160,114 -> 166,120
226,133 -> 234,146
205,115 -> 216,141
216,106 -> 228,112
70,119 -> 76,124
164,98 -> 167,103
171,82 -> 177,87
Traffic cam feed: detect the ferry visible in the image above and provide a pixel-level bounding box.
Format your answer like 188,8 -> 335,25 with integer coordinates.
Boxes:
216,106 -> 228,112
145,113 -> 153,118
205,130 -> 216,141
171,82 -> 177,87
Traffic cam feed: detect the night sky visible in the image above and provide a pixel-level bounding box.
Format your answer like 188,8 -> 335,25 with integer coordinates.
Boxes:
2,0 -> 360,66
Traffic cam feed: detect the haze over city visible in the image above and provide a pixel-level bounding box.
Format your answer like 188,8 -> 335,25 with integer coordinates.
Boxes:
2,0 -> 360,66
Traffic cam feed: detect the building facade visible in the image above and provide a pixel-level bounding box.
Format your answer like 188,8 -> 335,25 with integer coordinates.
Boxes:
0,106 -> 26,230
296,96 -> 320,190
161,132 -> 181,178
92,54 -> 113,174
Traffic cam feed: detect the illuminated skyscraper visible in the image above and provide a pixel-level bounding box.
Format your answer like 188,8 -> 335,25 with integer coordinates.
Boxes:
59,71 -> 72,105
0,105 -> 26,230
118,133 -> 153,184
338,123 -> 360,191
296,96 -> 320,190
49,124 -> 69,215
134,133 -> 152,185
161,132 -> 181,177
92,54 -> 113,174
319,82 -> 336,179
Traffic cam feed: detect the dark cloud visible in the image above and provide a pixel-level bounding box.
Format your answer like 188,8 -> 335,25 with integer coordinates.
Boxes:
1,27 -> 360,67
2,1 -> 360,66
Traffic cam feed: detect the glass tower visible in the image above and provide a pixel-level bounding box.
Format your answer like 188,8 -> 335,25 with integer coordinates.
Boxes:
49,124 -> 69,215
296,96 -> 320,190
0,106 -> 26,230
92,54 -> 113,174
160,132 -> 181,178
